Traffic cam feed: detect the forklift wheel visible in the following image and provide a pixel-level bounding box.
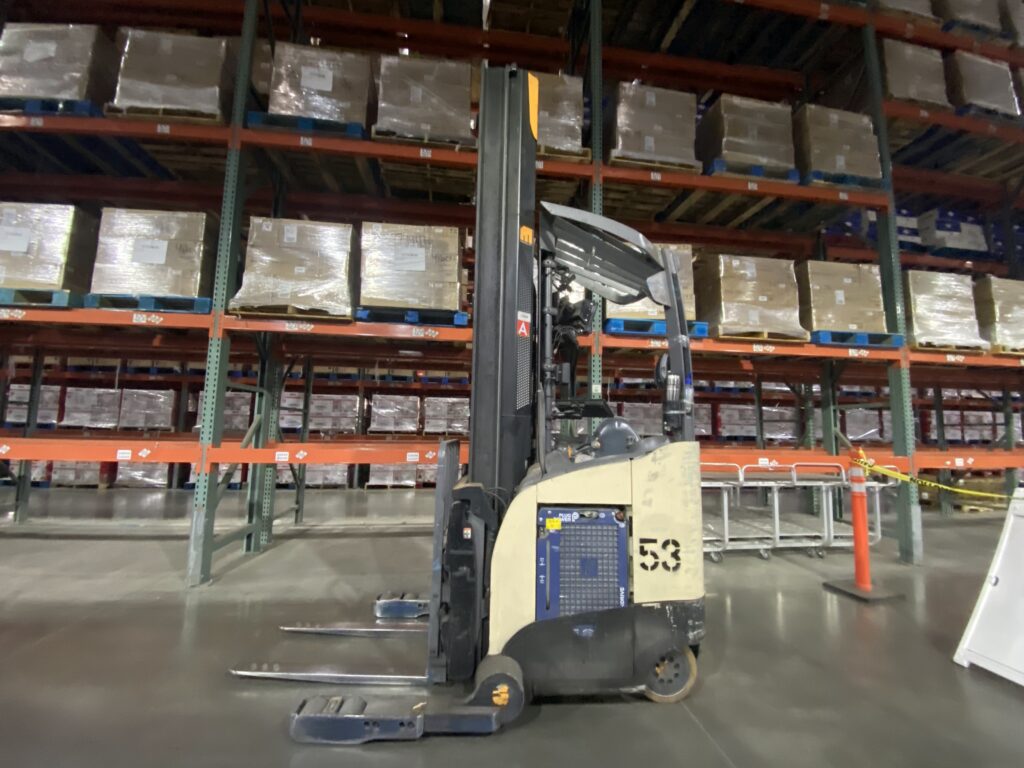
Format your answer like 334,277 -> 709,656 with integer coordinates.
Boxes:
643,647 -> 698,704
470,655 -> 527,725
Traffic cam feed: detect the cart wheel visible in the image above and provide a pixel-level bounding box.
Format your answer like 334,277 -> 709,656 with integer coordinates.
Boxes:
806,548 -> 816,558
709,551 -> 723,564
758,548 -> 771,560
816,547 -> 826,559
644,647 -> 698,704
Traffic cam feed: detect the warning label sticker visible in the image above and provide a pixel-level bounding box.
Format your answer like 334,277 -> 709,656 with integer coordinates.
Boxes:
516,310 -> 531,338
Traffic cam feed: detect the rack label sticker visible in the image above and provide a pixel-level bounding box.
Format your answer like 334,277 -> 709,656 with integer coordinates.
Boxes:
156,123 -> 171,135
650,171 -> 662,182
300,136 -> 313,147
131,313 -> 164,325
132,239 -> 168,265
0,226 -> 31,252
848,348 -> 869,358
138,448 -> 151,458
28,117 -> 43,128
406,451 -> 420,462
419,148 -> 432,159
275,451 -> 289,462
752,343 -> 776,353
516,310 -> 531,338
0,445 -> 10,455
946,353 -> 965,363
0,308 -> 25,319
747,181 -> 758,191
284,321 -> 314,332
295,450 -> 307,460
116,449 -> 132,460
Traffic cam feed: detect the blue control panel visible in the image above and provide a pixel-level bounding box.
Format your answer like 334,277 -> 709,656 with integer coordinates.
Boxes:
536,507 -> 628,621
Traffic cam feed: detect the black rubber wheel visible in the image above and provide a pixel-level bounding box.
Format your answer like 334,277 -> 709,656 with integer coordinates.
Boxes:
643,647 -> 698,704
470,655 -> 527,725
709,551 -> 723,564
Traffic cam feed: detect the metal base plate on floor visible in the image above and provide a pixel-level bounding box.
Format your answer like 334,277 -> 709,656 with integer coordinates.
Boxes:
823,579 -> 904,602
280,621 -> 427,637
229,662 -> 428,686
375,592 -> 429,619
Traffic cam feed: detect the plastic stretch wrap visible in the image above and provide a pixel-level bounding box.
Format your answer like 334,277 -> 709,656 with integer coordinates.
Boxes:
232,217 -> 353,315
934,0 -> 1002,29
279,392 -> 360,432
368,464 -> 418,487
268,43 -> 372,125
416,465 -> 438,485
60,388 -> 120,428
92,208 -> 213,298
882,40 -> 950,107
793,104 -> 881,180
0,203 -> 97,292
945,51 -> 1020,116
117,462 -> 168,488
695,254 -> 808,339
995,411 -> 1023,444
194,390 -> 253,432
369,394 -> 419,433
531,71 -> 582,152
5,384 -> 60,425
962,410 -> 995,442
695,95 -> 795,171
927,409 -> 963,442
694,403 -> 712,437
117,389 -> 174,430
189,463 -> 241,486
26,461 -> 50,483
52,462 -> 114,487
611,82 -> 698,168
918,209 -> 987,252
620,402 -> 663,437
797,261 -> 887,333
277,463 -> 349,487
359,223 -> 461,311
0,24 -> 118,102
974,276 -> 1024,350
873,0 -> 936,17
845,409 -> 885,443
905,270 -> 989,349
719,405 -> 798,440
423,397 -> 470,434
375,55 -> 473,143
605,244 -> 697,322
112,29 -> 231,119
1002,0 -> 1024,44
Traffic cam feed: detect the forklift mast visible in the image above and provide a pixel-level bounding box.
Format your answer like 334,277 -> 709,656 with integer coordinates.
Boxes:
467,67 -> 538,510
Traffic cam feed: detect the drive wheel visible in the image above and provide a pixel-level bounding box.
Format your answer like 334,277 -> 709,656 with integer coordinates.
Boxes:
643,647 -> 698,703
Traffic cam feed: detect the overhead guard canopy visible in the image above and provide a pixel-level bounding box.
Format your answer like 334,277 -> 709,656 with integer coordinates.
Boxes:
538,201 -> 671,306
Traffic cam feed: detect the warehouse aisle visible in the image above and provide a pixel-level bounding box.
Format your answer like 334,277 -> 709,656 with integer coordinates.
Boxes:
0,500 -> 1020,767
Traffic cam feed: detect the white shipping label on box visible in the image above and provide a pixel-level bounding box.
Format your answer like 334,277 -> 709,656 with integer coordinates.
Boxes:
394,246 -> 427,271
410,84 -> 423,104
300,66 -> 333,92
0,226 -> 31,253
644,90 -> 657,107
282,223 -> 298,244
835,289 -> 846,305
131,239 -> 169,265
644,135 -> 655,152
23,40 -> 57,63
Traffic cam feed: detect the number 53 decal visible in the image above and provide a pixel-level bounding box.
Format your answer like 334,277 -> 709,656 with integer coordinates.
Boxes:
638,537 -> 681,572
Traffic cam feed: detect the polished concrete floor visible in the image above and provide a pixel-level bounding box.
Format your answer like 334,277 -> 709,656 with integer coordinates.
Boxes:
0,489 -> 1021,767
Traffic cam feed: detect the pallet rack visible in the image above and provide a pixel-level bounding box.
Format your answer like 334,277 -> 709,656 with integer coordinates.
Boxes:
1,0 -> 1022,584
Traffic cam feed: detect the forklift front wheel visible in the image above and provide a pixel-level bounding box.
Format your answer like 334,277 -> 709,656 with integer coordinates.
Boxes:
643,646 -> 698,704
470,654 -> 528,725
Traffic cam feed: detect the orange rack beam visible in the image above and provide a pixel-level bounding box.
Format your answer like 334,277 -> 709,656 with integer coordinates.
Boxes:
0,114 -> 231,144
0,307 -> 213,330
221,316 -> 474,342
884,100 -> 1024,145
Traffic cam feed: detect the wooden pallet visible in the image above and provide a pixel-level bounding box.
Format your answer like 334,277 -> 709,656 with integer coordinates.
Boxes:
103,104 -> 224,125
992,344 -> 1024,357
607,152 -> 702,174
715,331 -> 810,344
704,157 -> 800,183
232,306 -> 354,321
370,126 -> 476,150
910,342 -> 988,354
538,145 -> 592,164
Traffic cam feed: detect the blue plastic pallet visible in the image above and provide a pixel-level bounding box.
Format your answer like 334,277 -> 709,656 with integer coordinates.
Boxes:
0,98 -> 101,117
0,287 -> 83,308
355,307 -> 469,327
802,170 -> 883,188
84,294 -> 212,313
247,111 -> 366,138
810,330 -> 904,348
603,318 -> 708,338
704,157 -> 800,183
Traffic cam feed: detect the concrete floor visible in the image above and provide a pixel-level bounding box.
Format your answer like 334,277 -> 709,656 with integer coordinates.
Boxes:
0,490 -> 1021,767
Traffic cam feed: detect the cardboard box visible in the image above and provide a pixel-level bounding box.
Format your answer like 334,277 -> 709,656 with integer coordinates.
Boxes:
117,389 -> 174,430
918,208 -> 988,252
423,397 -> 470,434
5,384 -> 60,426
60,388 -> 121,428
845,409 -> 885,443
194,390 -> 253,433
116,463 -> 168,488
695,95 -> 795,172
974,275 -> 1024,350
882,40 -> 950,107
793,104 -> 881,180
367,464 -> 418,487
0,203 -> 97,292
531,71 -> 583,153
796,261 -> 887,334
232,217 -> 354,316
227,38 -> 273,96
268,43 -> 372,125
945,51 -> 1020,116
605,243 -> 697,322
904,270 -> 989,350
368,394 -> 419,433
695,254 -> 808,340
611,82 -> 698,168
91,208 -> 213,298
0,23 -> 118,102
1002,0 -> 1024,44
375,55 -> 473,144
934,0 -> 1002,31
111,29 -> 231,119
52,462 -> 115,487
359,223 -> 461,311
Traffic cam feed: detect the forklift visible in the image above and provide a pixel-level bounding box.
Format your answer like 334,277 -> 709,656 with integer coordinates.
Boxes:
231,65 -> 705,744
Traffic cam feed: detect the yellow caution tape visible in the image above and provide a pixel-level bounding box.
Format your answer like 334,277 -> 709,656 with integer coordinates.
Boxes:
853,450 -> 1010,501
